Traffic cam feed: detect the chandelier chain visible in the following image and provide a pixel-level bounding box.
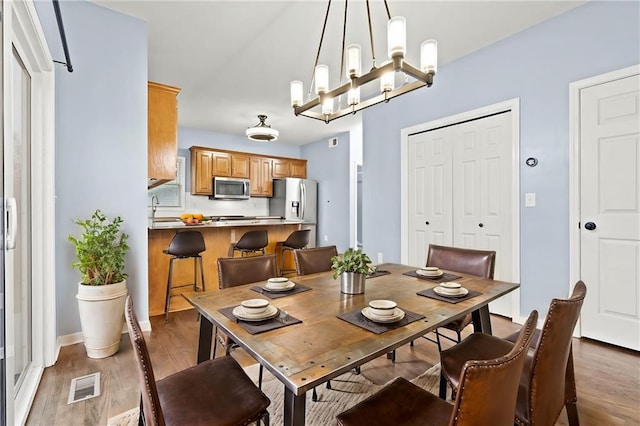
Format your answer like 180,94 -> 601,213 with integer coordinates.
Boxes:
339,0 -> 348,86
310,0 -> 334,98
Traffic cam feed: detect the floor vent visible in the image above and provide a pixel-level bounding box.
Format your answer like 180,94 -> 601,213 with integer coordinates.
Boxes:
68,372 -> 101,404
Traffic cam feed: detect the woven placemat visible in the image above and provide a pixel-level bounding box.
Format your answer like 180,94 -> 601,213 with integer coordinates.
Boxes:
219,305 -> 302,334
337,308 -> 426,334
402,270 -> 462,283
366,270 -> 391,279
250,283 -> 311,299
416,287 -> 481,304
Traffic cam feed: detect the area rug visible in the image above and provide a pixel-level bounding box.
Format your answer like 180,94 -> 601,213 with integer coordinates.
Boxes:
107,364 -> 441,426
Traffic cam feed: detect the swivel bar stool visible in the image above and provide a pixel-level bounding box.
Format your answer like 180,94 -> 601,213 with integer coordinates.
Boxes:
227,230 -> 268,257
164,230 -> 206,322
277,229 -> 311,276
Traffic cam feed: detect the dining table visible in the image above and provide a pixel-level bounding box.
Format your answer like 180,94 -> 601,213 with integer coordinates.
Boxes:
183,262 -> 519,426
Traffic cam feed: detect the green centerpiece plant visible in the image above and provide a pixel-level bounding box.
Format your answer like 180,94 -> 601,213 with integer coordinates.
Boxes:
68,209 -> 129,358
331,248 -> 373,294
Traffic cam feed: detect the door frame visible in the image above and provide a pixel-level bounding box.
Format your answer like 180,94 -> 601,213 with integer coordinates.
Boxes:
568,64 -> 640,337
400,98 -> 521,320
3,1 -> 56,423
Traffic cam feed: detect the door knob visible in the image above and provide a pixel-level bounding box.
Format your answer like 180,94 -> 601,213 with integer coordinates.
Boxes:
478,223 -> 484,228
584,222 -> 597,231
425,221 -> 430,225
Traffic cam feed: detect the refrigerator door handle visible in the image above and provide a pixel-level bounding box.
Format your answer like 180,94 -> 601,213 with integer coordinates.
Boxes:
300,182 -> 306,220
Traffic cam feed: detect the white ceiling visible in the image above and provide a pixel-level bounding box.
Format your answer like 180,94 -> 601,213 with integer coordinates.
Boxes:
93,0 -> 585,145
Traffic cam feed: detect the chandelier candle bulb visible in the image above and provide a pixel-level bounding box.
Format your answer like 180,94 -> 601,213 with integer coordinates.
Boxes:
346,44 -> 361,78
387,16 -> 406,58
421,39 -> 438,74
315,64 -> 329,94
290,80 -> 303,107
322,97 -> 334,115
380,70 -> 395,92
347,87 -> 360,106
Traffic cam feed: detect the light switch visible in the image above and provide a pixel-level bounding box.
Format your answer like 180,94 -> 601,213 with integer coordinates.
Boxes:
525,193 -> 536,207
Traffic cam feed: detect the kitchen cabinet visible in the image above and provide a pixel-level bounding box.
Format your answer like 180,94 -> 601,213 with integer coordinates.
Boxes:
191,148 -> 213,194
212,152 -> 231,176
272,158 -> 290,178
148,81 -> 180,188
250,157 -> 273,196
232,154 -> 251,178
290,159 -> 307,178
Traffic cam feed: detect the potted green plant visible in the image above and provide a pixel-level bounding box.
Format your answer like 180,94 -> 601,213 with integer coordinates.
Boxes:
331,248 -> 373,294
68,209 -> 129,358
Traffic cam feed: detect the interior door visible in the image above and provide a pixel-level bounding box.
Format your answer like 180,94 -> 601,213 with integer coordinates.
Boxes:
580,73 -> 640,350
407,129 -> 453,267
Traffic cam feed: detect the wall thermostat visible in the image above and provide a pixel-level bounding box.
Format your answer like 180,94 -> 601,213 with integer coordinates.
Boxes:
526,157 -> 538,167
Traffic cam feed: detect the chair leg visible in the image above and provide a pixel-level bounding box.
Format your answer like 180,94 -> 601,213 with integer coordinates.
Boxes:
439,374 -> 448,399
326,380 -> 332,389
138,395 -> 144,426
435,329 -> 443,352
354,366 -> 361,375
564,345 -> 580,426
165,257 -> 175,323
258,365 -> 264,389
212,326 -> 219,359
259,410 -> 270,426
312,387 -> 318,402
410,340 -> 414,347
198,256 -> 206,291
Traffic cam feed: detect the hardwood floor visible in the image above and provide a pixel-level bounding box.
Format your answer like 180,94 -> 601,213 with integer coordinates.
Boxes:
26,310 -> 639,425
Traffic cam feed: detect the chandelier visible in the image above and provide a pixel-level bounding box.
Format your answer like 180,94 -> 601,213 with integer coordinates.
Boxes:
246,115 -> 279,141
290,0 -> 437,123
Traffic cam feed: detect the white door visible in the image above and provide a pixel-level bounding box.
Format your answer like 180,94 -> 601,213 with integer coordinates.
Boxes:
407,129 -> 453,267
406,110 -> 516,317
580,73 -> 640,350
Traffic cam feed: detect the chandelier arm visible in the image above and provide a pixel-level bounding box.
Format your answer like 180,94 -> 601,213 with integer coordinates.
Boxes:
383,0 -> 392,20
310,0 -> 334,93
339,0 -> 348,85
365,0 -> 376,67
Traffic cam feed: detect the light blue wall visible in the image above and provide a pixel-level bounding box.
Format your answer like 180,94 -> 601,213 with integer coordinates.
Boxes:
178,127 -> 301,192
36,1 -> 148,336
362,1 -> 640,316
302,132 -> 351,252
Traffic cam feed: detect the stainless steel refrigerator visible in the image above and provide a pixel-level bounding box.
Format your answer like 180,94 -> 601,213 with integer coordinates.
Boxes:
269,178 -> 318,247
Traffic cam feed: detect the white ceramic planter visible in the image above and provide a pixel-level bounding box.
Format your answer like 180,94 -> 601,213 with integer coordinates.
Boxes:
76,280 -> 128,358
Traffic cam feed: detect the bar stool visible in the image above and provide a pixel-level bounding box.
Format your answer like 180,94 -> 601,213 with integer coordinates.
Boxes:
277,229 -> 311,276
227,230 -> 268,257
164,230 -> 206,322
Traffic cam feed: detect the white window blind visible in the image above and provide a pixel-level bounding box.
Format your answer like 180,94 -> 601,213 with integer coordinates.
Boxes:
148,157 -> 185,208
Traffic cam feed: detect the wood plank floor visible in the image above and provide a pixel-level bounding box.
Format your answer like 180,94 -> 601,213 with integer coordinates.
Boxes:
26,310 -> 640,425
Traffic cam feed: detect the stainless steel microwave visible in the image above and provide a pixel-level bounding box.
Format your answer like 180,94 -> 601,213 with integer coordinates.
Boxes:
212,177 -> 250,200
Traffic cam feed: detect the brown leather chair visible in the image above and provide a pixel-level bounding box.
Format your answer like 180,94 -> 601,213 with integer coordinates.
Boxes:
277,229 -> 311,276
294,245 -> 337,275
216,254 -> 277,389
424,244 -> 496,349
336,310 -> 539,426
125,296 -> 270,426
163,230 -> 206,322
440,281 -> 587,426
228,230 -> 268,257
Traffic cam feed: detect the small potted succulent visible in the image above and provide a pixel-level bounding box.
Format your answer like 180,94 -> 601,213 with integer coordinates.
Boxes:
331,248 -> 373,294
68,209 -> 129,358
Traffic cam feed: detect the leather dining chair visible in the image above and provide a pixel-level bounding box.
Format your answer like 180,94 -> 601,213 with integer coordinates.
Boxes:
293,245 -> 338,276
424,244 -> 496,350
125,296 -> 271,426
216,254 -> 277,389
336,310 -> 539,426
439,281 -> 587,426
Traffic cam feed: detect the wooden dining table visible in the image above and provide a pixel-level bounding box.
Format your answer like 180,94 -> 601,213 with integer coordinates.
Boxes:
183,263 -> 519,426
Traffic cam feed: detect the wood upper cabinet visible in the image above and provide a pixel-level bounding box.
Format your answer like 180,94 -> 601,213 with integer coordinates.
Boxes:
272,158 -> 290,179
232,154 -> 251,178
290,159 -> 307,178
250,157 -> 273,197
212,152 -> 231,176
191,148 -> 213,194
148,82 -> 180,186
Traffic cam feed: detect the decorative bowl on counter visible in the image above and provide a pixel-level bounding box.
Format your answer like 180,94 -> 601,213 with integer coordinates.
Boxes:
180,213 -> 206,225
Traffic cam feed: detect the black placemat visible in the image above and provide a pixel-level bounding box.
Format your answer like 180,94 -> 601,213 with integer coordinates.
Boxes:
250,283 -> 311,299
219,305 -> 302,335
366,270 -> 391,279
337,308 -> 426,334
402,270 -> 462,283
416,287 -> 482,304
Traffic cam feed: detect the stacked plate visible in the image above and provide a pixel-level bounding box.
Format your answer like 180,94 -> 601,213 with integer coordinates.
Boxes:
233,298 -> 279,321
416,266 -> 444,278
361,300 -> 405,323
264,277 -> 296,292
433,282 -> 469,298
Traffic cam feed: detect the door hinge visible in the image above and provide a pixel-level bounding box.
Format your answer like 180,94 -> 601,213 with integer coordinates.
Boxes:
578,222 -> 581,229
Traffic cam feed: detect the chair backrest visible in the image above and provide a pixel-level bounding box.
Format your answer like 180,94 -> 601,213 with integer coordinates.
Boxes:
235,230 -> 268,251
451,310 -> 539,426
217,254 -> 277,288
525,280 -> 587,425
166,231 -> 206,257
294,245 -> 338,276
284,229 -> 311,249
125,296 -> 165,426
426,244 -> 496,279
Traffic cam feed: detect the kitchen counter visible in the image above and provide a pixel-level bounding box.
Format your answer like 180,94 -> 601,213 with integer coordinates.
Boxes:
148,221 -> 304,317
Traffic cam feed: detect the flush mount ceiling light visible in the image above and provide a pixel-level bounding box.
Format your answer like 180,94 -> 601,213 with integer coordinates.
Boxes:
290,0 -> 437,124
246,115 -> 279,141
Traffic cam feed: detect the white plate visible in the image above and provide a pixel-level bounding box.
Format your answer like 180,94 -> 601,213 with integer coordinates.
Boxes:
416,269 -> 444,277
264,281 -> 295,292
268,277 -> 289,284
361,307 -> 406,323
433,286 -> 469,298
232,304 -> 279,321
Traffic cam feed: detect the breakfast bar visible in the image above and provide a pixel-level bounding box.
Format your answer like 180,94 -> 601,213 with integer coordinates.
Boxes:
148,218 -> 303,316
